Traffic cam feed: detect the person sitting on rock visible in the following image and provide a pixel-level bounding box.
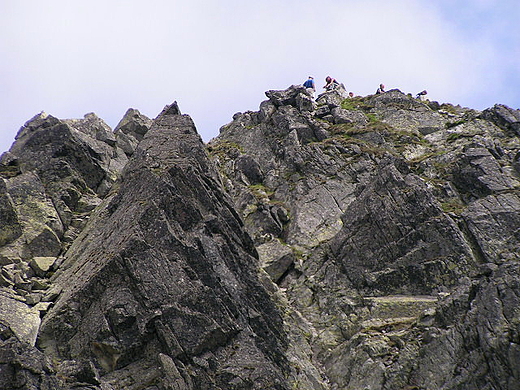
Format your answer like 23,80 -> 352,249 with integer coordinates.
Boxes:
416,90 -> 428,100
303,76 -> 316,97
348,92 -> 355,98
324,76 -> 339,91
376,84 -> 385,94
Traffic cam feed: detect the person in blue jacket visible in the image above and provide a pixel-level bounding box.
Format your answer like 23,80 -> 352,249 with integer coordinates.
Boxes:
303,76 -> 316,97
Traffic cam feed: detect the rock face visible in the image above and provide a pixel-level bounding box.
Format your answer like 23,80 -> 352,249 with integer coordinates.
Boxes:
38,103 -> 289,389
0,87 -> 519,389
209,88 -> 520,389
0,109 -> 153,389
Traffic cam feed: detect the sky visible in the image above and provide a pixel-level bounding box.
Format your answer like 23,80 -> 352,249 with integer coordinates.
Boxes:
1,0 -> 519,153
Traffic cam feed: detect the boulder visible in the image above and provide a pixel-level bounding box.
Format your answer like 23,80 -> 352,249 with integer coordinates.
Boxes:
481,104 -> 520,135
257,239 -> 295,282
0,291 -> 40,346
265,85 -> 312,108
114,108 -> 153,156
64,113 -> 116,146
30,256 -> 57,277
114,108 -> 152,141
331,107 -> 368,126
315,84 -> 348,108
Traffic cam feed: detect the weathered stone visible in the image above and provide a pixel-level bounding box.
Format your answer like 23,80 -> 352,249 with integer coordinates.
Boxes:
5,171 -> 63,236
462,193 -> 520,262
257,239 -> 295,283
32,301 -> 53,313
114,108 -> 152,157
7,110 -> 127,221
30,256 -> 57,277
315,84 -> 348,108
329,160 -> 475,295
31,278 -> 50,291
0,83 -> 519,389
0,291 -> 40,346
0,337 -> 61,390
42,285 -> 62,302
210,85 -> 520,389
0,179 -> 22,247
38,102 -> 289,389
0,271 -> 14,287
331,107 -> 368,126
235,154 -> 264,184
258,100 -> 277,122
451,146 -> 517,199
114,108 -> 152,141
315,105 -> 331,118
265,85 -> 312,108
481,104 -> 520,136
295,91 -> 317,112
24,292 -> 42,305
64,112 -> 115,146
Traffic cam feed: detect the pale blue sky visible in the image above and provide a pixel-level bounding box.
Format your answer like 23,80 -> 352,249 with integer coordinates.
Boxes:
1,0 -> 519,153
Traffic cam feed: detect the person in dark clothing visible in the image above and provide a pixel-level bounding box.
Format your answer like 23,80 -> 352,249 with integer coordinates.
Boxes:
416,90 -> 428,100
324,76 -> 339,91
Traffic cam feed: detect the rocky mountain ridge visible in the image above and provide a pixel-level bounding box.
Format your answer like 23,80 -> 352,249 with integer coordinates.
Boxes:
0,85 -> 519,389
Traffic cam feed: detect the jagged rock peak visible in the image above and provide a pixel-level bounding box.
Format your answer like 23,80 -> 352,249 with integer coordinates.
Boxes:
114,108 -> 152,141
159,100 -> 182,116
114,108 -> 153,157
130,101 -> 215,181
37,104 -> 289,389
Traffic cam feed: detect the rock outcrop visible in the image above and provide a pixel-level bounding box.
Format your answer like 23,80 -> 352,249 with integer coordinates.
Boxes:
38,102 -> 290,389
0,86 -> 519,389
209,88 -> 520,389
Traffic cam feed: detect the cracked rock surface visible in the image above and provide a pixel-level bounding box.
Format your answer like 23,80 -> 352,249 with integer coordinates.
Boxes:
1,87 -> 519,389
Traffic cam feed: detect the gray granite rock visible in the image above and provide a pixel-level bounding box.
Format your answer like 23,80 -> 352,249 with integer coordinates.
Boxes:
0,291 -> 40,346
38,102 -> 290,389
0,84 -> 519,389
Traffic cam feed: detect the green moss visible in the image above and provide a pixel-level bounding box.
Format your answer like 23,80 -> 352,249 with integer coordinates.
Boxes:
445,120 -> 467,129
206,140 -> 243,159
439,103 -> 461,115
291,246 -> 305,261
408,150 -> 446,164
446,132 -> 469,141
330,123 -> 367,136
440,199 -> 466,215
331,112 -> 391,135
248,183 -> 274,199
366,112 -> 379,123
340,96 -> 374,111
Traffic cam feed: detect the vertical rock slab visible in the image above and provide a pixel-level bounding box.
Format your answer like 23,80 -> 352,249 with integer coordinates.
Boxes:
330,159 -> 476,295
0,179 -> 22,248
39,103 -> 289,389
0,291 -> 40,346
462,193 -> 520,262
2,172 -> 63,262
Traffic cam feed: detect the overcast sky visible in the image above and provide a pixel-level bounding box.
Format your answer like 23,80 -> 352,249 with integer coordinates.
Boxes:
1,0 -> 519,153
